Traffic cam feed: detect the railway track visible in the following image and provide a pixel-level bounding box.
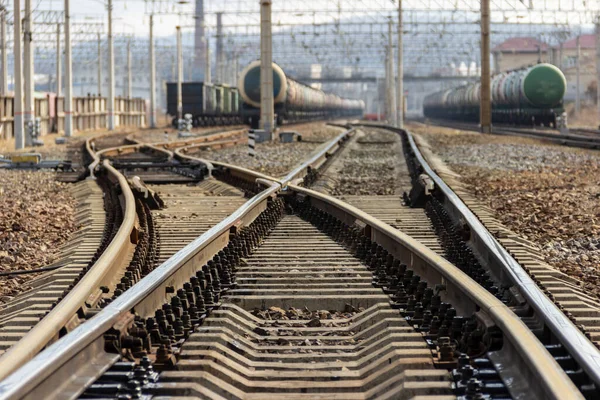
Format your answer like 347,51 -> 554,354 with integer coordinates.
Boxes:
0,127 -> 249,382
421,119 -> 600,150
1,123 -> 599,399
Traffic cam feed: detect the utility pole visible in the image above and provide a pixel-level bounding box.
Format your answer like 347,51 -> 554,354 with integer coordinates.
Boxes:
205,37 -> 211,84
127,39 -> 132,98
493,51 -> 501,73
259,0 -> 274,135
396,0 -> 403,128
387,19 -> 396,125
64,0 -> 73,136
216,12 -> 224,83
385,52 -> 390,121
171,54 -> 175,81
176,26 -> 183,121
480,0 -> 492,133
232,54 -> 239,86
375,76 -> 381,121
559,43 -> 563,70
193,0 -> 205,81
97,33 -> 102,95
596,17 -> 600,124
56,23 -> 61,96
0,10 -> 7,96
13,0 -> 24,148
108,0 -> 115,130
23,0 -> 34,146
149,14 -> 156,128
576,35 -> 581,115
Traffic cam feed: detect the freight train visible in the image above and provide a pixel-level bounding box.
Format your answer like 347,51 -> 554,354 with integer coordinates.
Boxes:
423,63 -> 567,127
166,62 -> 365,128
238,61 -> 365,127
166,82 -> 242,127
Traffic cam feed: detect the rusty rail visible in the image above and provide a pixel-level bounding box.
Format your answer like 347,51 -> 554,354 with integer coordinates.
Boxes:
286,184 -> 581,400
0,160 -> 137,382
0,180 -> 280,399
0,124 -> 581,399
0,176 -> 580,399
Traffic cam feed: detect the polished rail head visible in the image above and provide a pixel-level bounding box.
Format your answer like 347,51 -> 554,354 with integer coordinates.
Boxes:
0,182 -> 280,400
280,127 -> 354,185
356,122 -> 600,390
403,128 -> 600,387
0,160 -> 137,383
288,183 -> 582,400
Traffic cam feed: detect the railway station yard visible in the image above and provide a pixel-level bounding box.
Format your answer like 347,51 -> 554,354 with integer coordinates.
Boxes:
409,122 -> 600,298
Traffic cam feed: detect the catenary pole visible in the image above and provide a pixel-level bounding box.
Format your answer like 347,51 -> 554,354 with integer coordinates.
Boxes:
0,10 -> 7,96
127,39 -> 132,98
107,0 -> 115,129
97,33 -> 102,95
56,23 -> 61,96
396,0 -> 403,128
387,19 -> 396,125
13,0 -> 24,148
64,0 -> 73,136
23,0 -> 34,146
176,26 -> 183,121
259,0 -> 274,136
576,35 -> 581,115
480,0 -> 492,133
149,14 -> 156,128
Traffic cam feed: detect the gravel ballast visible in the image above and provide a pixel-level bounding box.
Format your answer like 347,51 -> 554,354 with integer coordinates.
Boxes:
410,122 -> 600,298
332,129 -> 406,195
0,170 -> 77,302
190,123 -> 344,177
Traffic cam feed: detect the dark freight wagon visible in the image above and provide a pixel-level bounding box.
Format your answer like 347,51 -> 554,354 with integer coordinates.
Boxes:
166,82 -> 242,127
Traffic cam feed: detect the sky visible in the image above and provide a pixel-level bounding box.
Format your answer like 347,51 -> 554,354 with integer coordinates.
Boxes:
16,0 -> 600,40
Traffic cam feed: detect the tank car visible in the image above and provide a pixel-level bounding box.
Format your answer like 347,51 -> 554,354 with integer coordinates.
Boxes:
238,61 -> 365,127
423,63 -> 566,127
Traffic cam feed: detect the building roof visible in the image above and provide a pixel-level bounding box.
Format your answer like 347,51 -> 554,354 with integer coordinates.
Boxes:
558,34 -> 596,49
492,37 -> 549,53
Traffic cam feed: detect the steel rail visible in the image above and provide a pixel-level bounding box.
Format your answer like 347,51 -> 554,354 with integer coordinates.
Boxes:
87,142 -> 174,177
153,129 -> 246,150
0,125 -> 278,383
0,181 -> 280,400
0,123 -> 580,399
489,124 -> 600,148
86,128 -> 247,178
0,125 -> 354,397
361,122 -> 600,389
0,159 -> 137,382
422,119 -> 600,149
280,127 -> 354,183
406,128 -> 600,387
174,127 -> 355,184
0,174 -> 578,399
288,183 -> 581,400
175,145 -> 274,182
123,126 -> 246,146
